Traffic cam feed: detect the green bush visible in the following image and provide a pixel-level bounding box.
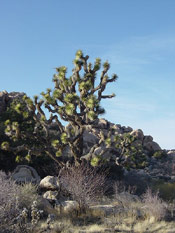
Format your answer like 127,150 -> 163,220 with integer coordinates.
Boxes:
152,181 -> 175,201
0,98 -> 57,176
153,150 -> 167,159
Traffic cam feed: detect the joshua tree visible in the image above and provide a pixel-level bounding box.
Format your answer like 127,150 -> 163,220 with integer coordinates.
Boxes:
3,51 -> 117,166
26,50 -> 117,165
1,51 -> 148,169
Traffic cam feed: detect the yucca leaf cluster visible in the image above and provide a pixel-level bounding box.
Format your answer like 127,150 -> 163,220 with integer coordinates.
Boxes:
1,51 -> 119,168
17,50 -> 118,165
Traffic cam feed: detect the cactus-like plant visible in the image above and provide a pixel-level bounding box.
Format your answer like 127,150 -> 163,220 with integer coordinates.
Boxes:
2,51 -> 118,167
1,51 -> 148,169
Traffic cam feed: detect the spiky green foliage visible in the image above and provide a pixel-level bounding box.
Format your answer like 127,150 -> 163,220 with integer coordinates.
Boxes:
8,50 -> 117,166
2,51 -> 125,170
0,97 -> 53,172
87,130 -> 148,170
1,51 -> 154,172
114,133 -> 148,169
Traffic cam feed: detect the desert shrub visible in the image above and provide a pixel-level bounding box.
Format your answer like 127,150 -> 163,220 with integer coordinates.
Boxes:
15,200 -> 44,233
0,171 -> 45,233
114,181 -> 138,208
59,163 -> 108,212
17,182 -> 53,218
0,98 -> 32,170
152,181 -> 175,201
113,184 -> 168,222
0,97 -> 57,176
152,150 -> 167,159
0,170 -> 20,232
113,181 -> 145,226
142,188 -> 167,221
17,183 -> 40,209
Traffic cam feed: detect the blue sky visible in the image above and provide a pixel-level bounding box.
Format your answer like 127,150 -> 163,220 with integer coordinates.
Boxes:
0,0 -> 175,149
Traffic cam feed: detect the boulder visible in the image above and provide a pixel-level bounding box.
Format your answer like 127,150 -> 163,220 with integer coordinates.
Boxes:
12,165 -> 40,184
38,196 -> 53,211
111,124 -> 123,134
43,191 -> 59,202
131,139 -> 143,147
83,131 -> 98,144
89,204 -> 120,216
143,141 -> 161,152
130,129 -> 144,141
56,200 -> 79,214
167,150 -> 175,156
39,176 -> 60,190
119,192 -> 141,202
63,200 -> 79,213
123,169 -> 151,195
122,126 -> 133,133
95,118 -> 109,129
143,135 -> 153,144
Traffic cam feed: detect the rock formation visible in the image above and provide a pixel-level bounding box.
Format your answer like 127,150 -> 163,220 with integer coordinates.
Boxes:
83,118 -> 162,156
0,90 -> 9,113
2,90 -> 171,185
0,90 -> 25,114
39,176 -> 60,191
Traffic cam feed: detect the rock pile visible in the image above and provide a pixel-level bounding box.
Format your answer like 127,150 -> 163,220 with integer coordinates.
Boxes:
38,175 -> 79,214
39,176 -> 60,204
123,150 -> 175,194
83,118 -> 162,157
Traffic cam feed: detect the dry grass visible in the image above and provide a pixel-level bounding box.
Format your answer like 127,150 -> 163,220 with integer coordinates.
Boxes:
0,170 -> 20,233
39,183 -> 173,233
142,188 -> 167,221
36,214 -> 175,233
0,171 -> 47,233
113,216 -> 175,233
17,182 -> 40,209
1,168 -> 175,233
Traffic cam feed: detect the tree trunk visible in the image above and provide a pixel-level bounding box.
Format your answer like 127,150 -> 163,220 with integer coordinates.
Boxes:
70,133 -> 84,164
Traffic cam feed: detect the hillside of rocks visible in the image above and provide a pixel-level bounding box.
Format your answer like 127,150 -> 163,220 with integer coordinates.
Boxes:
0,90 -> 175,187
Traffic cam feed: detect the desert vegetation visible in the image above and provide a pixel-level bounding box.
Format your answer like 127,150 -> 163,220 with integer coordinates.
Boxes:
0,50 -> 153,172
0,51 -> 175,232
1,168 -> 175,233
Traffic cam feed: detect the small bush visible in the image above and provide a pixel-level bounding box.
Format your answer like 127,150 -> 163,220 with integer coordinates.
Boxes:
59,163 -> 108,213
152,150 -> 167,159
142,188 -> 167,221
17,182 -> 40,209
152,181 -> 175,201
0,170 -> 20,232
0,171 -> 45,233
